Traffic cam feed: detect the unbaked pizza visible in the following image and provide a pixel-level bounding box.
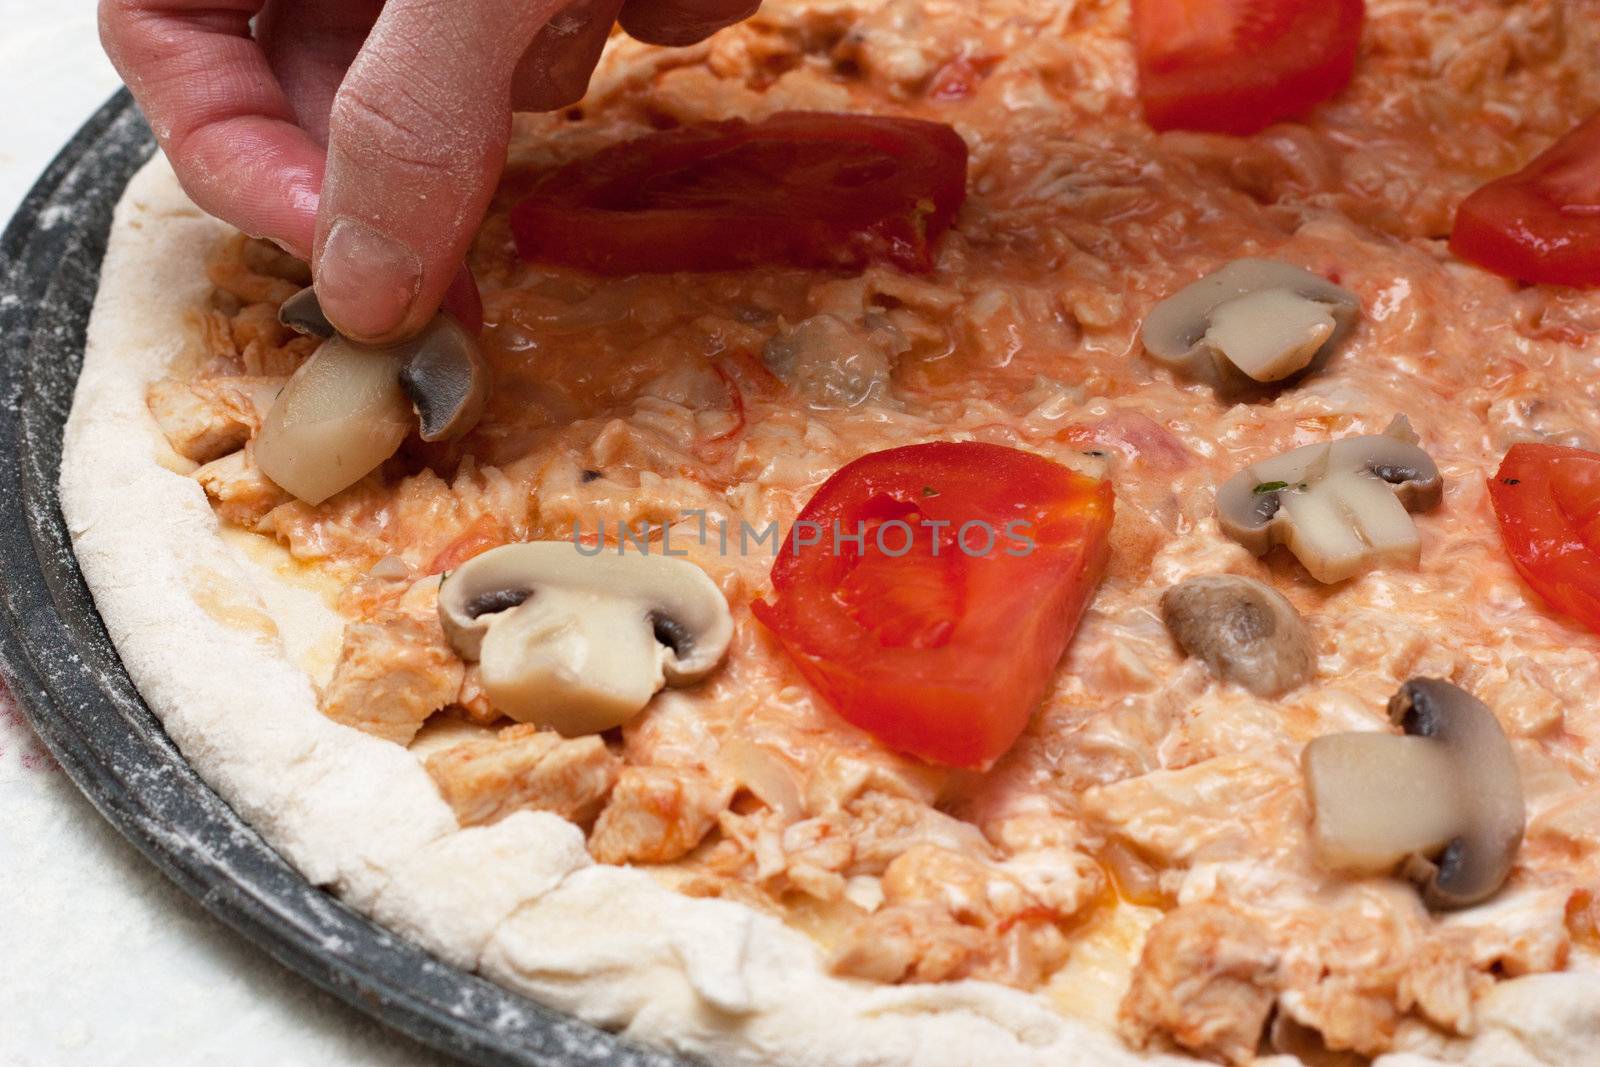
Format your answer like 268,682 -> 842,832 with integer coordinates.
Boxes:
62,1 -> 1600,1065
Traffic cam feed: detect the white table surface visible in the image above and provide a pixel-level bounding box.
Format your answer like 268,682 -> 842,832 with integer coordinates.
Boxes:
0,6 -> 446,1064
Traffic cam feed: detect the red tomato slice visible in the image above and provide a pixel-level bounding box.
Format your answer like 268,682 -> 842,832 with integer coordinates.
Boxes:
1489,443 -> 1600,636
752,442 -> 1114,769
510,112 -> 968,275
1451,114 -> 1600,287
1549,449 -> 1600,551
1131,0 -> 1364,135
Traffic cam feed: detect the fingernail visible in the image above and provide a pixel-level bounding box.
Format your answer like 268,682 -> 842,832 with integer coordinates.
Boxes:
316,218 -> 421,340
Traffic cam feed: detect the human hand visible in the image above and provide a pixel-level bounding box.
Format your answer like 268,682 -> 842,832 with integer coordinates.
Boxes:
100,0 -> 757,342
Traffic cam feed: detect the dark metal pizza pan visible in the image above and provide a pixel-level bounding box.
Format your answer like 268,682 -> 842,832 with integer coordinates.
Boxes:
0,91 -> 693,1067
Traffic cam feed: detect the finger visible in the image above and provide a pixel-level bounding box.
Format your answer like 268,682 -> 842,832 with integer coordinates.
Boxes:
315,0 -> 562,343
617,0 -> 758,46
99,0 -> 324,256
510,0 -> 623,112
443,266 -> 485,334
256,0 -> 385,146
295,181 -> 486,332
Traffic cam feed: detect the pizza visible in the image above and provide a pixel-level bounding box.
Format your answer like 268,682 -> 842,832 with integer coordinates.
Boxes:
60,1 -> 1600,1065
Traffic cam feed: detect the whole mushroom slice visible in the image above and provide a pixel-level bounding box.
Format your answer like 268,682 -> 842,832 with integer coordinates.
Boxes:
253,336 -> 412,505
1303,678 -> 1525,910
437,542 -> 734,736
1161,574 -> 1316,697
1142,259 -> 1360,393
1216,415 -> 1444,584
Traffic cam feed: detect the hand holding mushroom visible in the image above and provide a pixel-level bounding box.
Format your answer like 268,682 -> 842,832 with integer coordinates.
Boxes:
254,289 -> 489,503
101,0 -> 759,345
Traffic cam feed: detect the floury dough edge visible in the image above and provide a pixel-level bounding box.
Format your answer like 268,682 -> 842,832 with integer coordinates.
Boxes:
56,156 -> 1600,1067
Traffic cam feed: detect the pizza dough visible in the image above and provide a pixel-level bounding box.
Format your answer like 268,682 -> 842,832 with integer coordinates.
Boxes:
60,2 -> 1600,1064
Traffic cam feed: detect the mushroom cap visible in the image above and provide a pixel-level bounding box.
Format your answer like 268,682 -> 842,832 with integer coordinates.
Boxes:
1216,417 -> 1444,583
253,336 -> 412,505
393,314 -> 490,442
1303,678 -> 1525,910
437,542 -> 733,734
1160,574 -> 1316,697
278,286 -> 335,338
1141,258 -> 1359,393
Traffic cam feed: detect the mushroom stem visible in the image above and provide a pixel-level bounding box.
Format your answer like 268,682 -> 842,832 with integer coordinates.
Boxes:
253,337 -> 412,505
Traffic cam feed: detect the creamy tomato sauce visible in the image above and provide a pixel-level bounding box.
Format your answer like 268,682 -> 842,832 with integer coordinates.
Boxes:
163,1 -> 1600,1063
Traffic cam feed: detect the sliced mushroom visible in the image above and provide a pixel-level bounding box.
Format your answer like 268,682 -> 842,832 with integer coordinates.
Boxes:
278,286 -> 335,338
257,291 -> 490,502
1161,574 -> 1315,697
1141,259 -> 1359,393
1216,415 -> 1444,584
437,542 -> 733,736
253,336 -> 412,505
1303,678 -> 1525,909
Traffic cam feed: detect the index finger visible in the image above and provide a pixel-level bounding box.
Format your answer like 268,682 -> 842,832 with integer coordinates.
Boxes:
313,0 -> 563,343
99,0 -> 325,256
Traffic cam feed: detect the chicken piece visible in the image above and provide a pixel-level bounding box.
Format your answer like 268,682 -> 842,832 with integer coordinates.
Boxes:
1454,887 -> 1575,977
1282,978 -> 1401,1058
452,665 -> 505,727
1270,889 -> 1428,1057
845,792 -> 994,876
147,376 -> 284,464
192,449 -> 292,527
805,748 -> 946,812
321,584 -> 464,745
831,844 -> 1083,988
1395,937 -> 1485,1036
425,723 -> 620,827
1120,902 -> 1280,1066
779,813 -> 855,900
1081,755 -> 1304,868
1527,784 -> 1600,859
589,766 -> 731,865
831,902 -> 996,984
879,844 -> 1051,926
265,460 -> 532,574
208,233 -> 304,306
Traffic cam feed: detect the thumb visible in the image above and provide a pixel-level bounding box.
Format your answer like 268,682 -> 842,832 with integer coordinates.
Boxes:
313,0 -> 562,343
